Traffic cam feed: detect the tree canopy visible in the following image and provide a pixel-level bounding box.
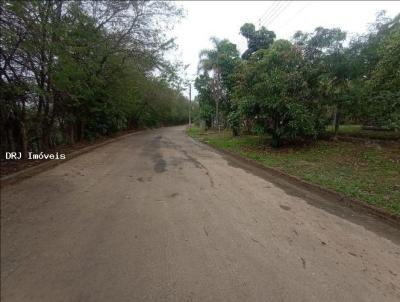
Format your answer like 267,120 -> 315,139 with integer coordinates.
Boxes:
1,0 -> 189,156
194,11 -> 400,146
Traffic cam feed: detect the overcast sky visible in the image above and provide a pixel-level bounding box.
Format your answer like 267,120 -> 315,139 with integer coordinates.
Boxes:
169,1 -> 399,96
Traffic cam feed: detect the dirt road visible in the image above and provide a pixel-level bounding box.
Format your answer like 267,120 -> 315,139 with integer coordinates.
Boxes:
1,126 -> 399,302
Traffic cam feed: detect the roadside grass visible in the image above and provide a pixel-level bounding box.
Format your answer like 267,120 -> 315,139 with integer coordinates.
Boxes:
187,126 -> 400,215
326,124 -> 400,140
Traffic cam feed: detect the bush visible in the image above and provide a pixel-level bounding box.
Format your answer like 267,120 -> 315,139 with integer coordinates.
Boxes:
364,91 -> 400,130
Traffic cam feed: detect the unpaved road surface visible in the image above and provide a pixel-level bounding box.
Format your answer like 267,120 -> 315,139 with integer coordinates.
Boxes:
1,126 -> 399,302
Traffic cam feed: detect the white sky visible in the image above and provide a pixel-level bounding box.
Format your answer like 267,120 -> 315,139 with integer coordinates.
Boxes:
169,1 -> 399,96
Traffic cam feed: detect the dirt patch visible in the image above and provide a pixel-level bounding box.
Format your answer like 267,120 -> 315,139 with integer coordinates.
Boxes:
192,137 -> 400,244
1,129 -> 139,177
154,158 -> 167,173
280,205 -> 291,211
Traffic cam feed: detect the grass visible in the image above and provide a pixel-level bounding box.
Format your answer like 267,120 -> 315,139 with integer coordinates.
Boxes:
187,126 -> 400,215
326,124 -> 400,140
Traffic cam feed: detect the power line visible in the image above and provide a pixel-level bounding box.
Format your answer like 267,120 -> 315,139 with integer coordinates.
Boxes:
276,2 -> 311,31
258,1 -> 282,27
258,2 -> 279,25
261,2 -> 287,27
261,3 -> 283,28
263,1 -> 292,28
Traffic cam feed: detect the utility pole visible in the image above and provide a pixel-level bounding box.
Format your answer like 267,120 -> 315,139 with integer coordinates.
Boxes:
216,99 -> 219,132
212,66 -> 221,132
188,82 -> 192,128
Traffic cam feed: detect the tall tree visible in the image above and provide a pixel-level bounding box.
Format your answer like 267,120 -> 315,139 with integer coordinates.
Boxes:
235,40 -> 320,147
0,0 -> 187,156
293,27 -> 348,136
197,37 -> 240,130
240,23 -> 276,59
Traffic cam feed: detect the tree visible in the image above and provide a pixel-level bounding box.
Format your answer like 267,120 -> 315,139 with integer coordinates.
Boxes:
235,40 -> 320,147
293,27 -> 349,136
194,73 -> 214,129
365,13 -> 400,130
345,12 -> 400,130
194,12 -> 398,147
0,0 -> 188,156
197,37 -> 240,130
240,23 -> 276,59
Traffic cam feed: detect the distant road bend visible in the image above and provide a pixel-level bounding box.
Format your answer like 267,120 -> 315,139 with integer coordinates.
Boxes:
1,126 -> 399,302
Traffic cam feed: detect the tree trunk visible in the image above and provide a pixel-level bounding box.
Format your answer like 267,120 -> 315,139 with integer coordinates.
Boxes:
7,129 -> 15,152
216,99 -> 219,132
271,115 -> 282,148
41,126 -> 51,151
232,127 -> 239,137
334,105 -> 341,137
20,121 -> 28,159
68,124 -> 75,145
271,133 -> 282,148
79,121 -> 85,142
20,99 -> 28,158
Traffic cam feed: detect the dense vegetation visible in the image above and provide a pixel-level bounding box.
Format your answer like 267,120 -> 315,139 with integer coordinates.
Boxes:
195,12 -> 400,147
1,1 -> 189,157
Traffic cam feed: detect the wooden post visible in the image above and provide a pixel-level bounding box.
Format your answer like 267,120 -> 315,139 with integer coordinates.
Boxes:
188,82 -> 192,128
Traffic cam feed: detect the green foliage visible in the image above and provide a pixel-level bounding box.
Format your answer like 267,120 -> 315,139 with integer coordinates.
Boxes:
188,127 -> 400,215
194,73 -> 214,128
363,15 -> 400,129
197,38 -> 240,129
227,106 -> 240,136
235,40 -> 322,147
240,23 -> 276,59
194,12 -> 400,149
345,12 -> 400,130
1,0 -> 188,153
326,124 -> 400,140
364,91 -> 400,130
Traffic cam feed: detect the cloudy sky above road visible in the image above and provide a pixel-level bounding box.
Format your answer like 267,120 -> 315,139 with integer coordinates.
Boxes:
170,1 -> 399,94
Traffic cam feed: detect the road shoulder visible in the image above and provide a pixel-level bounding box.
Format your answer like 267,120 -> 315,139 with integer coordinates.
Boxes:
187,131 -> 400,229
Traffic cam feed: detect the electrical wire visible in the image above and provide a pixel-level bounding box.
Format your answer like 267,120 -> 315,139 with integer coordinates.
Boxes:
263,1 -> 292,28
276,2 -> 311,31
258,2 -> 283,27
258,2 -> 279,25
